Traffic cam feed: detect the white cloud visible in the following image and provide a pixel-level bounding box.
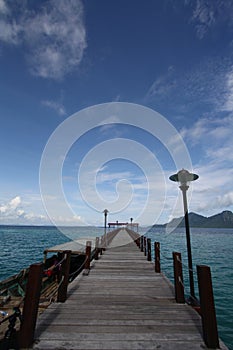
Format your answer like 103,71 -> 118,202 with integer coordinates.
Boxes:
0,0 -> 9,14
52,215 -> 83,225
0,20 -> 20,44
217,192 -> 233,207
146,66 -> 176,100
97,170 -> 134,184
145,57 -> 233,115
186,0 -> 233,39
9,196 -> 21,210
176,114 -> 233,217
190,0 -> 215,39
0,195 -> 48,224
190,165 -> 233,214
23,212 -> 47,221
0,196 -> 21,216
0,0 -> 87,80
17,209 -> 25,217
222,70 -> 233,112
181,117 -> 211,145
42,99 -> 66,116
181,115 -> 233,158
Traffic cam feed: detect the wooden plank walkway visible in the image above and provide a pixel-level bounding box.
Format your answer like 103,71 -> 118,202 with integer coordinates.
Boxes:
32,229 -> 215,349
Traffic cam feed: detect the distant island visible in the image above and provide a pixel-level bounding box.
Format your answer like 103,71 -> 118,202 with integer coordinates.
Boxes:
152,210 -> 233,229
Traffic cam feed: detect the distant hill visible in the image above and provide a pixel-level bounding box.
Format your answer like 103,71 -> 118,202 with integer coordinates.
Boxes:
152,210 -> 233,229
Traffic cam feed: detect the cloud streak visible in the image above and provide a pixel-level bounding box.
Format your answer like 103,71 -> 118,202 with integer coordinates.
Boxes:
145,56 -> 233,118
0,0 -> 87,79
42,99 -> 66,116
184,0 -> 233,39
181,115 -> 233,161
222,69 -> 233,112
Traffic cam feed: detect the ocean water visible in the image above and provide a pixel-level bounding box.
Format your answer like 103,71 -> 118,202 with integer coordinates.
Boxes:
0,225 -> 232,349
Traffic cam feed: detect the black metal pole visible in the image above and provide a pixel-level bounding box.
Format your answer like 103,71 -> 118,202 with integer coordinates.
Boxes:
104,212 -> 107,231
180,185 -> 195,301
104,212 -> 107,248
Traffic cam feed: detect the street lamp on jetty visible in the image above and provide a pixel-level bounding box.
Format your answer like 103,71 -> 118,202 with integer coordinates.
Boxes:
103,209 -> 109,231
169,169 -> 199,304
103,209 -> 109,249
130,217 -> 133,229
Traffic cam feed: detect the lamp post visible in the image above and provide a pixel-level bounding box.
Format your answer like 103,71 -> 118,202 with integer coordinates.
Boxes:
169,169 -> 199,303
130,217 -> 133,229
103,209 -> 109,229
103,209 -> 109,249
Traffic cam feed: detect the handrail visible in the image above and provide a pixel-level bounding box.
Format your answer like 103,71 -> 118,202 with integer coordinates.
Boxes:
134,233 -> 220,349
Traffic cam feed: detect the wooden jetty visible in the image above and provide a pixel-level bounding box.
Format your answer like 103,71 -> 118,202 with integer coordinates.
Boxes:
31,228 -> 228,350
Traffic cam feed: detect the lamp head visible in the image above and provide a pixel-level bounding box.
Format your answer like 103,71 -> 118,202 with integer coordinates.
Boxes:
169,169 -> 199,186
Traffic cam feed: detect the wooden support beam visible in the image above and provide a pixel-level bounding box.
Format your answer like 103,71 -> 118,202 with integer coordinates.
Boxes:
83,241 -> 92,276
197,265 -> 219,349
140,236 -> 144,252
154,241 -> 161,273
147,238 -> 151,261
57,250 -> 71,303
94,237 -> 99,260
143,237 -> 147,256
173,252 -> 185,303
19,263 -> 43,348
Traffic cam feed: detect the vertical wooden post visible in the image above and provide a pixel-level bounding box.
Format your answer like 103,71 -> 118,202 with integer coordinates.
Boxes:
57,250 -> 71,303
197,265 -> 219,349
100,236 -> 103,255
83,241 -> 92,275
95,237 -> 99,260
173,252 -> 185,303
154,242 -> 161,273
104,231 -> 108,248
140,236 -> 144,252
19,263 -> 43,348
143,236 -> 147,256
147,238 -> 151,261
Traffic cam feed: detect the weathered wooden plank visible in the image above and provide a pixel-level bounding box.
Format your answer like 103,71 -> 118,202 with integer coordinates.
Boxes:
37,313 -> 200,321
36,317 -> 201,326
34,331 -> 204,342
33,339 -> 208,350
35,324 -> 202,335
33,340 -> 208,350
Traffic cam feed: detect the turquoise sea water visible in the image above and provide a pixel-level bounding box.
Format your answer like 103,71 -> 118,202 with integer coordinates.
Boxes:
0,225 -> 232,349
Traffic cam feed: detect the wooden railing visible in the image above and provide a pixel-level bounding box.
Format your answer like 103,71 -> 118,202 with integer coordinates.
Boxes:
0,228 -> 120,349
135,234 -> 220,349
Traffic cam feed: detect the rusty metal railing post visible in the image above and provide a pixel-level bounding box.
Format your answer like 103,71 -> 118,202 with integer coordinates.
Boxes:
197,265 -> 219,349
18,263 -> 43,348
57,250 -> 71,303
147,238 -> 151,261
173,252 -> 185,303
154,242 -> 161,273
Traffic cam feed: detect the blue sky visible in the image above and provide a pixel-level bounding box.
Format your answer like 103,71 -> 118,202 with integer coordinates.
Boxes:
0,0 -> 233,227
